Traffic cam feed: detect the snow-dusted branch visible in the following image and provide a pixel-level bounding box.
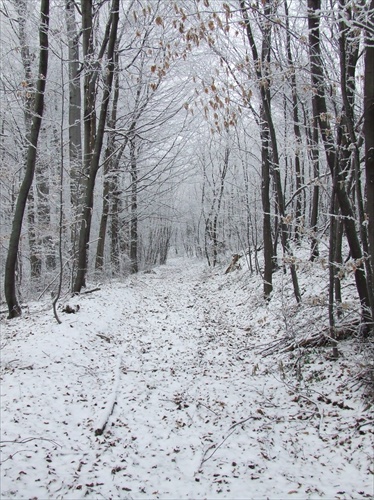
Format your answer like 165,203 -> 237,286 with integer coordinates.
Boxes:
94,356 -> 122,436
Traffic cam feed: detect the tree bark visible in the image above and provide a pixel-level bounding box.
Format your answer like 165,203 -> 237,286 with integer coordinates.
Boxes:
65,0 -> 82,209
284,0 -> 303,242
130,136 -> 139,274
13,0 -> 43,279
260,106 -> 273,299
338,0 -> 373,314
308,103 -> 320,261
95,51 -> 120,271
73,0 -> 119,293
308,0 -> 372,324
364,0 -> 374,323
239,0 -> 301,303
4,0 -> 50,317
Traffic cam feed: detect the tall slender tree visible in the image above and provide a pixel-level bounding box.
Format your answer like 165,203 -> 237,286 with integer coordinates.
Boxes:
364,0 -> 374,324
239,0 -> 301,303
307,0 -> 372,326
73,0 -> 120,293
4,0 -> 50,317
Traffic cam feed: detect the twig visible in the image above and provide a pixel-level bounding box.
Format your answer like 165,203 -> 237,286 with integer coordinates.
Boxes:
357,419 -> 374,429
94,357 -> 122,436
279,378 -> 325,439
0,436 -> 61,447
76,287 -> 101,296
196,401 -> 220,417
97,333 -> 112,343
0,449 -> 36,464
200,415 -> 260,468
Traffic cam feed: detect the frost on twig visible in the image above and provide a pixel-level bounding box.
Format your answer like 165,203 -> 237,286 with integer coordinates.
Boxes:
94,357 -> 122,436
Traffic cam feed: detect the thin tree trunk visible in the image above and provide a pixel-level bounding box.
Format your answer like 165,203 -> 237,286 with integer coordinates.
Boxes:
338,0 -> 373,314
308,0 -> 371,325
284,0 -> 303,241
73,0 -> 119,293
110,175 -> 121,274
14,0 -> 43,279
260,107 -> 273,299
65,0 -> 82,280
130,137 -> 138,274
308,104 -> 320,261
364,0 -> 374,324
334,217 -> 344,315
65,0 -> 82,208
4,0 -> 50,317
95,52 -> 120,271
239,0 -> 301,303
213,148 -> 229,267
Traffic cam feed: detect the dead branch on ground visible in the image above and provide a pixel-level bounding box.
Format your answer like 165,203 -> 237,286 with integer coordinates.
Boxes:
94,357 -> 122,436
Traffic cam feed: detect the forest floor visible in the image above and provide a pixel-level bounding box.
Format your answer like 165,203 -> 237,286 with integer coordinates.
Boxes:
0,251 -> 373,499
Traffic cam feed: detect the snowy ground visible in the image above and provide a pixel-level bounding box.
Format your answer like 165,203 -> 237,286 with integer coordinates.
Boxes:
0,255 -> 373,499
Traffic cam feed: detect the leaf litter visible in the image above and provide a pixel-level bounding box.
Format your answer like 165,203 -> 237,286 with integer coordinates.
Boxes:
0,253 -> 373,499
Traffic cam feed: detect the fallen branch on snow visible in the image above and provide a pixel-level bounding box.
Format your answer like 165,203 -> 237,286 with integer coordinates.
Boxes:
82,287 -> 101,295
0,436 -> 61,448
94,357 -> 122,436
259,320 -> 361,357
200,414 -> 261,468
73,287 -> 101,296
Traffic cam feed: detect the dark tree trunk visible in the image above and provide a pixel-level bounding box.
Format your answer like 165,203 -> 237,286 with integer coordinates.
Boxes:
95,52 -> 120,271
130,137 -> 138,274
73,0 -> 119,293
284,0 -> 303,242
27,188 -> 42,278
4,0 -> 50,318
364,0 -> 374,323
65,0 -> 82,208
65,0 -> 82,277
260,107 -> 273,299
338,0 -> 373,314
309,104 -> 320,261
110,174 -> 121,274
308,0 -> 372,324
239,0 -> 301,303
14,0 -> 43,279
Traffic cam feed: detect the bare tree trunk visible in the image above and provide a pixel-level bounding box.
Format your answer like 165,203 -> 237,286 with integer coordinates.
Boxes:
73,0 -> 119,293
242,159 -> 254,274
284,0 -> 303,242
95,51 -> 120,271
110,173 -> 121,274
338,0 -> 373,315
260,107 -> 273,299
27,188 -> 42,278
364,0 -> 374,324
239,0 -> 301,303
4,0 -> 50,317
308,0 -> 372,326
65,0 -> 82,208
129,136 -> 138,274
307,103 -> 320,261
159,226 -> 172,265
65,0 -> 82,279
204,147 -> 229,267
13,0 -> 43,279
334,217 -> 344,314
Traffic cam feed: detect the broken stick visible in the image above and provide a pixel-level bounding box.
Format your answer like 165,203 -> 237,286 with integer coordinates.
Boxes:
94,357 -> 122,436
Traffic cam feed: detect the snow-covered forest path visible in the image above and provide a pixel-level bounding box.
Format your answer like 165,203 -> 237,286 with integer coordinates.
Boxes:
1,258 -> 372,499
